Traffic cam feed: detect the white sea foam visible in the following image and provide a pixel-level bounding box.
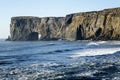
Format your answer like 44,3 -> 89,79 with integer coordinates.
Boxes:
40,62 -> 60,67
49,43 -> 55,45
97,41 -> 107,44
78,71 -> 94,77
70,48 -> 120,58
19,76 -> 28,80
109,41 -> 120,45
87,42 -> 99,46
87,41 -> 107,46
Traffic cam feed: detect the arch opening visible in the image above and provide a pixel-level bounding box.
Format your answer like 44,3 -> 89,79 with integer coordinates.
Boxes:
39,34 -> 41,40
95,28 -> 102,37
76,25 -> 84,40
28,32 -> 39,41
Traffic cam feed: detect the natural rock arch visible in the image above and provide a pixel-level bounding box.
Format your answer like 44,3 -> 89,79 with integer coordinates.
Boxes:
28,32 -> 39,41
95,28 -> 102,37
76,25 -> 84,40
9,8 -> 120,41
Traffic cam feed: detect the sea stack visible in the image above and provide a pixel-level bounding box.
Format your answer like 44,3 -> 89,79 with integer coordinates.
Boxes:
9,8 -> 120,41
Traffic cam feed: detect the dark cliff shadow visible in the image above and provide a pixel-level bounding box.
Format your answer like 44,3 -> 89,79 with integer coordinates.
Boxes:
28,32 -> 39,41
76,25 -> 84,40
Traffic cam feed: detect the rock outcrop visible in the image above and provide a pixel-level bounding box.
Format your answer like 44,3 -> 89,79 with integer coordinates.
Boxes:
65,8 -> 120,40
10,17 -> 65,41
9,8 -> 120,41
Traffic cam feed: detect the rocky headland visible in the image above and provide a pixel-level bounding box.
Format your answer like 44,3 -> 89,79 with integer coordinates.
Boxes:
9,7 -> 120,41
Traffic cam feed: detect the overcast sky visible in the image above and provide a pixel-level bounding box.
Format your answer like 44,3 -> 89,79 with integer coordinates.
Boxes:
0,0 -> 120,38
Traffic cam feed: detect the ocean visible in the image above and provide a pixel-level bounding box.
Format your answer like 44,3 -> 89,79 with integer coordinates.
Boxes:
0,39 -> 120,80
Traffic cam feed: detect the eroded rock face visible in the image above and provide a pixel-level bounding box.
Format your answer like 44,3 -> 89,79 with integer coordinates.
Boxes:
10,17 -> 65,41
65,8 -> 120,40
10,8 -> 120,41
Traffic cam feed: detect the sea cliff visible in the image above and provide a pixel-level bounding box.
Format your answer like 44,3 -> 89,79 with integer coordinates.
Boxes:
9,8 -> 120,41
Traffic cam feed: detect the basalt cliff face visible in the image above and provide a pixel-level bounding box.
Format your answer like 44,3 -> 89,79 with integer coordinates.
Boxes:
10,8 -> 120,41
10,17 -> 65,41
65,8 -> 120,40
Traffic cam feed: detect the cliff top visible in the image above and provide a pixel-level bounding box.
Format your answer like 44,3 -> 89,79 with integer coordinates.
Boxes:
66,7 -> 120,16
11,16 -> 64,20
11,7 -> 120,20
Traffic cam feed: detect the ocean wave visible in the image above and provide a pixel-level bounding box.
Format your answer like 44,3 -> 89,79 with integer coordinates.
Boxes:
0,43 -> 56,53
39,48 -> 83,55
87,41 -> 107,46
0,60 -> 13,65
70,47 -> 120,58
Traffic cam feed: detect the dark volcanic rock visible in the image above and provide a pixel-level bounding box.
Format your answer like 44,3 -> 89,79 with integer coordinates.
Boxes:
6,36 -> 11,41
9,8 -> 120,41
